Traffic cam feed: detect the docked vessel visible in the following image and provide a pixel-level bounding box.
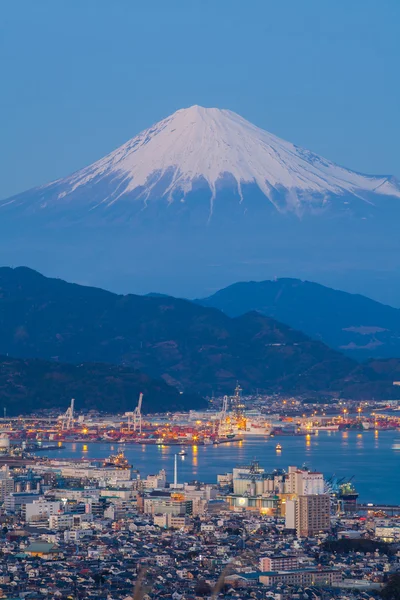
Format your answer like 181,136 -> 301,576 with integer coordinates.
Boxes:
213,436 -> 243,445
26,442 -> 66,452
232,414 -> 273,436
242,422 -> 273,435
311,424 -> 339,432
103,451 -> 131,469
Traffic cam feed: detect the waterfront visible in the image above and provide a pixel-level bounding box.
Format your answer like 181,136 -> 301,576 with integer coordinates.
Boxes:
44,429 -> 400,504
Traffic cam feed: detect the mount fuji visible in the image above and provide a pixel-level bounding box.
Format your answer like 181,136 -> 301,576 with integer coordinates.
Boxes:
1,105 -> 400,301
2,105 -> 399,219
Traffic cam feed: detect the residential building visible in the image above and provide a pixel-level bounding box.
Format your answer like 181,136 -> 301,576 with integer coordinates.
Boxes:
0,465 -> 15,502
145,469 -> 167,489
260,567 -> 341,587
260,554 -> 299,571
296,494 -> 331,537
4,491 -> 41,513
25,499 -> 61,523
286,467 -> 325,496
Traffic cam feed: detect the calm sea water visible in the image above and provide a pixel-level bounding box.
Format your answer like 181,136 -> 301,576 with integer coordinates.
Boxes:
44,430 -> 400,504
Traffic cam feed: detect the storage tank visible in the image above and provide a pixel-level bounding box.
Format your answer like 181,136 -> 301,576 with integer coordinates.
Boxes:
0,434 -> 10,451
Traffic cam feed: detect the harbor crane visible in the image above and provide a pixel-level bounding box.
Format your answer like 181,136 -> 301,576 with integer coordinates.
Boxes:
231,383 -> 245,417
215,385 -> 247,438
126,393 -> 143,433
216,395 -> 230,438
230,383 -> 247,430
59,398 -> 75,430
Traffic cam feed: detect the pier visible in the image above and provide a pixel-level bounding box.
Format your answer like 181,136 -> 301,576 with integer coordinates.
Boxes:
357,503 -> 400,515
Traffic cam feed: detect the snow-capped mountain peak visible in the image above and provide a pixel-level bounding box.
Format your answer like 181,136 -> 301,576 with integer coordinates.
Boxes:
3,105 -> 400,217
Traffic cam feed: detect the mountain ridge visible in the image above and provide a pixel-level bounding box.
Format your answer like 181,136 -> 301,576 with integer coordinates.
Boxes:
0,354 -> 205,416
1,266 -> 400,401
0,266 -> 355,396
199,278 -> 400,360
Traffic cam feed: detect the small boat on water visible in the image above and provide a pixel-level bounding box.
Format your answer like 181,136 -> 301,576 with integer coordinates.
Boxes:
276,443 -> 282,451
178,449 -> 187,456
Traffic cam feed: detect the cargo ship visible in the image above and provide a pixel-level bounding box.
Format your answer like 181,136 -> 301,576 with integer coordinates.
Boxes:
236,422 -> 273,436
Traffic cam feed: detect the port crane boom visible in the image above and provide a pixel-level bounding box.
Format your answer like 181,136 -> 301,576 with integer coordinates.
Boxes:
134,393 -> 143,433
126,393 -> 144,433
216,395 -> 230,438
58,399 -> 75,430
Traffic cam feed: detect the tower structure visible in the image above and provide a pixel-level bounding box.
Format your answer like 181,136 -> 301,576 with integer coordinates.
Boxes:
173,453 -> 178,487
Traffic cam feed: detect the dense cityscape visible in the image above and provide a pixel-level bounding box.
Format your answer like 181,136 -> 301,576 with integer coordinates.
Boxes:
0,389 -> 399,599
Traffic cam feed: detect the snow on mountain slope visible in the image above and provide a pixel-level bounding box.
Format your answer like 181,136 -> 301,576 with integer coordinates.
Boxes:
2,105 -> 400,217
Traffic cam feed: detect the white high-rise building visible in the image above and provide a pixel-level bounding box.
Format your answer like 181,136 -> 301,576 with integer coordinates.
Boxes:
285,467 -> 329,536
145,469 -> 167,489
286,467 -> 324,496
25,500 -> 61,523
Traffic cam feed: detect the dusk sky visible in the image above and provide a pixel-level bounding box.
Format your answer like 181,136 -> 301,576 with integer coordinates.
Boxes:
1,0 -> 399,199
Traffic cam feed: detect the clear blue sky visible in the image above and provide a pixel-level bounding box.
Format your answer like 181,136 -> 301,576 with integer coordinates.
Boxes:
1,0 -> 399,199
